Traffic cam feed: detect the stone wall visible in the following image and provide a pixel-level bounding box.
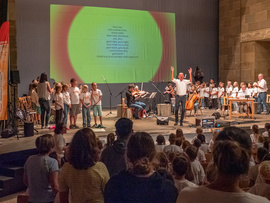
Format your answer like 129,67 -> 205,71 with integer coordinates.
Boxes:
220,0 -> 270,91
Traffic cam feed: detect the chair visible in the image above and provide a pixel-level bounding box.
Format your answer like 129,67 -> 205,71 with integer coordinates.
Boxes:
122,98 -> 133,119
26,96 -> 39,124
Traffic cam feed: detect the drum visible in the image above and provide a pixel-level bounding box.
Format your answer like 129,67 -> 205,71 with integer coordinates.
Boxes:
157,104 -> 171,117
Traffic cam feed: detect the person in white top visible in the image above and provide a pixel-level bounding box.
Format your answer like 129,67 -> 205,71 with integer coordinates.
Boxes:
54,84 -> 64,125
177,140 -> 269,203
80,85 -> 91,128
171,66 -> 192,126
173,155 -> 197,192
163,133 -> 183,154
210,83 -> 218,109
69,78 -> 80,129
204,83 -> 210,108
237,83 -> 251,113
62,84 -> 71,125
53,123 -> 67,163
30,83 -> 41,123
90,82 -> 104,128
225,80 -> 233,97
231,81 -> 239,113
155,135 -> 166,153
254,73 -> 270,114
262,123 -> 270,138
217,82 -> 224,110
37,73 -> 53,129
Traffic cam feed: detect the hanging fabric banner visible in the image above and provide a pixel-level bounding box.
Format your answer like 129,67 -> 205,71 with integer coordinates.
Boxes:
0,22 -> 9,120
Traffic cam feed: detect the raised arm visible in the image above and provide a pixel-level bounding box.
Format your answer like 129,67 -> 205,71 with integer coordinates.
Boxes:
188,68 -> 192,83
171,66 -> 174,81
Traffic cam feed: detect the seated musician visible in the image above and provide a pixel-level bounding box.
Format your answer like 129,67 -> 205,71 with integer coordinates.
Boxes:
186,86 -> 199,117
126,84 -> 146,119
237,83 -> 250,113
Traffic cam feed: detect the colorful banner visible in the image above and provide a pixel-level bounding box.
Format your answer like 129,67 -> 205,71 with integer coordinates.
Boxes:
0,22 -> 9,120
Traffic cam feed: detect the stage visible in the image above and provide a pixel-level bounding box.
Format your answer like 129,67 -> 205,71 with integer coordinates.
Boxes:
0,108 -> 269,155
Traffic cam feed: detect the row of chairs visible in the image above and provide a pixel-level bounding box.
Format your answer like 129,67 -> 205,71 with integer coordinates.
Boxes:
18,96 -> 39,124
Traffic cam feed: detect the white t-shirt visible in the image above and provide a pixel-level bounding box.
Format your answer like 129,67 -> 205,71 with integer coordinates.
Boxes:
226,85 -> 233,96
155,145 -> 165,153
196,149 -> 206,162
69,87 -> 80,104
80,92 -> 91,104
262,131 -> 269,137
218,87 -> 224,98
204,87 -> 210,98
172,78 -> 191,96
248,88 -> 254,97
248,183 -> 270,200
200,144 -> 210,154
238,88 -> 250,99
53,133 -> 66,158
163,145 -> 183,154
190,160 -> 205,185
258,79 -> 268,93
231,87 -> 239,98
174,179 -> 197,193
91,89 -> 102,106
210,88 -> 218,99
62,91 -> 71,105
199,88 -> 205,97
177,185 -> 269,203
53,93 -> 64,110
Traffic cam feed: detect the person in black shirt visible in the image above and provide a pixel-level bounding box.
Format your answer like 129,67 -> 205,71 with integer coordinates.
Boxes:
126,84 -> 146,119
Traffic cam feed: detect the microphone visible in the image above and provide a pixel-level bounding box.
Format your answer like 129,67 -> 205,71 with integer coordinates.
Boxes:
102,75 -> 105,81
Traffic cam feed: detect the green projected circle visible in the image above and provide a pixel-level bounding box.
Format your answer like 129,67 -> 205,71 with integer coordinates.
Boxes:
68,7 -> 163,83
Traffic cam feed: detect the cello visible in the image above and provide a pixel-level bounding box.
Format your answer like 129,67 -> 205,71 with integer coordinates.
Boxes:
185,91 -> 199,110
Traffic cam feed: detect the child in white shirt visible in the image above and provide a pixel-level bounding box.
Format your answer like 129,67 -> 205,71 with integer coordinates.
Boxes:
210,83 -> 218,109
54,84 -> 64,125
91,82 -> 104,128
62,84 -> 71,125
204,83 -> 210,109
218,82 -> 224,110
80,85 -> 91,128
69,78 -> 80,129
232,82 -> 239,112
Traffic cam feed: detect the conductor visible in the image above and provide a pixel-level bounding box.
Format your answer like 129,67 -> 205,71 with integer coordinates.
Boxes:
171,66 -> 192,126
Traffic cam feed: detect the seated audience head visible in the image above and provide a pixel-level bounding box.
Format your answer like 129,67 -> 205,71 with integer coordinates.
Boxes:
256,147 -> 269,164
212,129 -> 219,141
126,132 -> 156,175
173,155 -> 191,178
35,134 -> 55,155
193,139 -> 202,149
106,133 -> 115,147
196,127 -> 203,135
205,163 -> 217,184
197,134 -> 206,144
182,140 -> 191,151
169,133 -> 177,145
176,128 -> 185,140
156,134 -> 165,145
68,128 -> 99,170
39,72 -> 48,83
215,127 -> 252,152
213,140 -> 250,178
252,124 -> 260,134
265,123 -> 270,132
115,118 -> 133,140
96,138 -> 103,151
185,145 -> 198,162
175,138 -> 182,147
154,152 -> 170,170
54,123 -> 66,135
259,161 -> 270,183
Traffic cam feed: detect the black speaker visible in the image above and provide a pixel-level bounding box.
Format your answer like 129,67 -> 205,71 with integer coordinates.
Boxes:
24,122 -> 34,137
10,70 -> 20,84
157,117 -> 169,125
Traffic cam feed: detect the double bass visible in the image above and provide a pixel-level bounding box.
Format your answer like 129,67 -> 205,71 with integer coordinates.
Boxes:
185,91 -> 199,110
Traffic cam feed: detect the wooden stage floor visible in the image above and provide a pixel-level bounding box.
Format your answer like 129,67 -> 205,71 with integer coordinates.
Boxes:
0,108 -> 269,155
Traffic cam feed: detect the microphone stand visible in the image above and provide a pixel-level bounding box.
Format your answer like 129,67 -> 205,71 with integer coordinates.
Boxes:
102,76 -> 113,116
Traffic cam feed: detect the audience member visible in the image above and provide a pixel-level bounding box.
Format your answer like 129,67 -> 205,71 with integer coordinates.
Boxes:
209,129 -> 219,152
104,133 -> 115,148
182,140 -> 191,151
101,118 -> 133,177
175,138 -> 182,148
173,155 -> 197,192
263,123 -> 270,137
156,134 -> 166,153
59,128 -> 109,203
193,139 -> 206,163
23,134 -> 59,203
185,145 -> 205,185
177,137 -> 269,203
104,132 -> 178,203
164,133 -> 183,154
53,123 -> 67,165
250,124 -> 261,143
176,128 -> 185,142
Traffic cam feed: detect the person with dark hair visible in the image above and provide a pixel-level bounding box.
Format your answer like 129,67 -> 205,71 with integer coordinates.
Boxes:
185,145 -> 205,185
177,140 -> 269,203
164,133 -> 182,154
101,118 -> 133,176
193,139 -> 206,163
23,134 -> 59,203
53,123 -> 67,164
156,134 -> 166,152
104,132 -> 178,203
59,128 -> 109,203
37,72 -> 53,129
250,124 -> 261,143
249,147 -> 269,187
173,155 -> 196,192
104,133 -> 115,148
263,123 -> 270,137
176,128 -> 185,142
